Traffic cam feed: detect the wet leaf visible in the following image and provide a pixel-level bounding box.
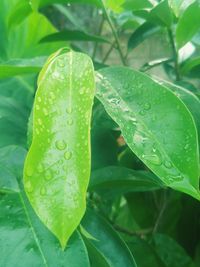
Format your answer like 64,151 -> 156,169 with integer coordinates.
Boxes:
24,49 -> 95,249
96,66 -> 200,200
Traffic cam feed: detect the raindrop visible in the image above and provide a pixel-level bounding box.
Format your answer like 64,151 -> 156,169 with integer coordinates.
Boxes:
25,180 -> 33,193
143,103 -> 151,110
26,166 -> 33,177
139,110 -> 146,116
184,144 -> 189,150
142,154 -> 162,165
55,140 -> 67,150
43,108 -> 48,116
45,170 -> 52,181
37,118 -> 42,126
164,160 -> 172,169
37,163 -> 44,173
40,186 -> 46,196
58,60 -> 65,67
64,151 -> 72,160
35,104 -> 40,111
67,118 -> 73,125
66,107 -> 73,114
38,97 -> 42,103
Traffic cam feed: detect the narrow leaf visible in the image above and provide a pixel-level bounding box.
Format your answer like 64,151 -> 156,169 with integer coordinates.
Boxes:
96,67 -> 200,200
40,29 -> 110,44
23,49 -> 95,249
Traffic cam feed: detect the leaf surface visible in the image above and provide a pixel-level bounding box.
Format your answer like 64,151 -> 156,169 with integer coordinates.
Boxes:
24,49 -> 95,248
96,66 -> 200,200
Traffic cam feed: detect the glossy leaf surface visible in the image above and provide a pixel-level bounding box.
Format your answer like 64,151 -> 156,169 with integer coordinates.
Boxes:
24,49 -> 95,248
96,67 -> 200,199
0,145 -> 90,267
89,166 -> 164,196
176,1 -> 200,49
81,208 -> 137,267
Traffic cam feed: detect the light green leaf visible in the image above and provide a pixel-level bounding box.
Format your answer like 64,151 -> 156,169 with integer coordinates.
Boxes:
176,1 -> 200,49
81,208 -> 137,267
24,49 -> 95,249
0,57 -> 45,79
95,67 -> 200,200
39,0 -> 102,8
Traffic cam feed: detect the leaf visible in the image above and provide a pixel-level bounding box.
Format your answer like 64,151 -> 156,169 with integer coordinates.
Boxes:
180,56 -> 200,77
0,57 -> 45,79
8,1 -> 32,29
38,0 -> 102,8
81,208 -> 137,267
176,1 -> 200,49
89,166 -> 164,196
40,29 -> 110,44
95,66 -> 200,200
150,0 -> 173,28
157,80 -> 200,149
23,49 -> 95,249
128,236 -> 166,267
152,234 -> 195,267
123,0 -> 153,11
0,145 -> 90,266
128,22 -> 160,51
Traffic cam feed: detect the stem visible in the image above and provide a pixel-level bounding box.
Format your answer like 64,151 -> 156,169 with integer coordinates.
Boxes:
100,0 -> 127,65
152,191 -> 167,234
102,41 -> 115,63
92,15 -> 105,59
168,29 -> 180,81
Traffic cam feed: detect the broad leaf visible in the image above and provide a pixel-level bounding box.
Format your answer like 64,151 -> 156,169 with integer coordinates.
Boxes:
123,0 -> 153,11
24,49 -> 95,249
81,208 -> 137,267
96,67 -> 200,200
176,1 -> 200,49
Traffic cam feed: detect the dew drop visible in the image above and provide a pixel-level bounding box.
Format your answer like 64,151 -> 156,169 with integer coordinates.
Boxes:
143,103 -> 151,110
67,118 -> 73,125
64,151 -> 72,160
40,186 -> 46,196
55,140 -> 67,150
58,60 -> 65,67
45,170 -> 52,181
142,154 -> 162,165
50,92 -> 56,99
37,118 -> 42,126
35,104 -> 40,111
66,107 -> 73,114
43,108 -> 48,116
37,163 -> 44,173
184,144 -> 189,150
26,166 -> 33,177
139,110 -> 146,116
164,160 -> 172,169
38,97 -> 42,103
25,180 -> 33,193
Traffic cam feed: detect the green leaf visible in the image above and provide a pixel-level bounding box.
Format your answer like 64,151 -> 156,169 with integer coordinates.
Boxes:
40,29 -> 110,44
0,193 -> 90,267
95,67 -> 200,200
128,22 -> 160,51
0,146 -> 26,193
157,80 -> 200,149
23,49 -> 95,249
38,0 -> 102,8
0,57 -> 45,79
123,0 -> 153,11
180,56 -> 200,77
176,1 -> 200,49
0,144 -> 90,266
152,234 -> 195,267
150,0 -> 173,28
8,1 -> 32,29
81,208 -> 137,267
89,166 -> 164,196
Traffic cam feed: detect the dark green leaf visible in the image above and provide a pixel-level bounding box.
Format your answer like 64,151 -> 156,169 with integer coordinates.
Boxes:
89,166 -> 164,195
40,30 -> 110,43
81,208 -> 137,267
